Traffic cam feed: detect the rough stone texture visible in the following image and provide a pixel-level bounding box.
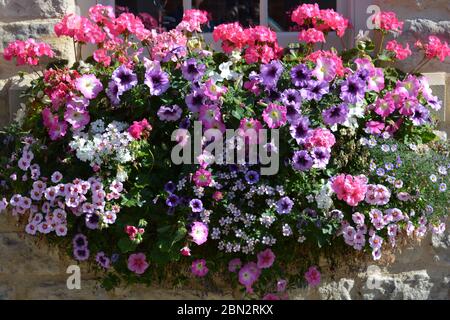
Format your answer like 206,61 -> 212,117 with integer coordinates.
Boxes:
0,0 -> 76,22
376,0 -> 450,73
0,214 -> 447,300
0,0 -> 449,300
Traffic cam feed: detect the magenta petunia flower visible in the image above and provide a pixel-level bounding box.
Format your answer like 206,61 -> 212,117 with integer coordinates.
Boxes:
262,103 -> 287,129
305,266 -> 321,287
228,258 -> 242,272
193,168 -> 212,187
127,253 -> 149,275
256,248 -> 276,269
238,262 -> 261,293
191,259 -> 209,277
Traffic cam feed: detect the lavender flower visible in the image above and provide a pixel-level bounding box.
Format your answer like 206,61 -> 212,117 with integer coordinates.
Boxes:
73,247 -> 90,261
96,252 -> 111,269
145,68 -> 170,96
72,233 -> 88,249
303,80 -> 329,101
85,212 -> 100,230
185,90 -> 206,113
245,170 -> 260,184
291,64 -> 312,88
164,181 -> 176,193
322,103 -> 349,126
276,196 -> 294,214
106,80 -> 122,105
260,60 -> 283,88
281,89 -> 302,107
286,104 -> 301,124
292,150 -> 313,171
411,105 -> 430,126
112,65 -> 138,91
166,194 -> 180,207
289,117 -> 310,144
311,147 -> 331,169
190,199 -> 204,212
181,58 -> 206,82
340,75 -> 366,104
157,105 -> 182,121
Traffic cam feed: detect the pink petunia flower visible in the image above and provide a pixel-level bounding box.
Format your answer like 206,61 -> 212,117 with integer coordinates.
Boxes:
127,253 -> 149,274
256,248 -> 276,269
191,259 -> 209,277
75,74 -> 103,100
189,221 -> 208,245
262,103 -> 287,129
192,168 -> 212,187
304,266 -> 321,287
238,262 -> 261,293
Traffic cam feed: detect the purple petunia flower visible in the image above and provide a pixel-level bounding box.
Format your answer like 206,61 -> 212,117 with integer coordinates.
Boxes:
189,199 -> 204,212
322,103 -> 349,126
260,60 -> 283,88
166,194 -> 180,207
185,90 -> 206,113
157,105 -> 182,121
292,150 -> 313,171
145,68 -> 170,96
276,196 -> 294,214
340,75 -> 366,104
179,117 -> 191,129
85,212 -> 100,230
410,104 -> 430,126
302,80 -> 329,101
291,64 -> 312,88
164,181 -> 176,193
311,147 -> 331,169
181,58 -> 206,82
73,247 -> 90,261
281,89 -> 302,107
286,104 -> 301,124
112,65 -> 138,91
72,233 -> 88,249
106,80 -> 122,105
245,170 -> 260,184
96,251 -> 111,269
289,117 -> 311,144
356,68 -> 371,82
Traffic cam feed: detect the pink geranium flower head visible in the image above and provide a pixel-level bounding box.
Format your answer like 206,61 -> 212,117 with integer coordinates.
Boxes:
180,246 -> 191,256
191,259 -> 209,277
305,128 -> 336,150
3,39 -> 54,66
298,28 -> 326,44
331,174 -> 368,207
372,11 -> 404,34
128,119 -> 152,140
262,103 -> 287,129
305,266 -> 321,287
127,253 -> 149,275
257,248 -> 276,269
189,221 -> 208,245
75,74 -> 103,100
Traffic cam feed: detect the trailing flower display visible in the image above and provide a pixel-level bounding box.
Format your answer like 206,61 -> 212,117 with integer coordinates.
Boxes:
0,4 -> 449,299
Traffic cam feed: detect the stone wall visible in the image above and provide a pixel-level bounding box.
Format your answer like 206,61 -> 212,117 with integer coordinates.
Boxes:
0,212 -> 448,300
0,0 -> 449,300
375,0 -> 450,73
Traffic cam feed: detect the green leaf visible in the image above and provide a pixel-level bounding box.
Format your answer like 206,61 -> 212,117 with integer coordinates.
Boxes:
117,238 -> 138,253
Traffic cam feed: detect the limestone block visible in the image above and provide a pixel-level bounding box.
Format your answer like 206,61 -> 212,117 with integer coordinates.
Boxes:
0,0 -> 76,21
7,74 -> 37,122
0,232 -> 66,275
